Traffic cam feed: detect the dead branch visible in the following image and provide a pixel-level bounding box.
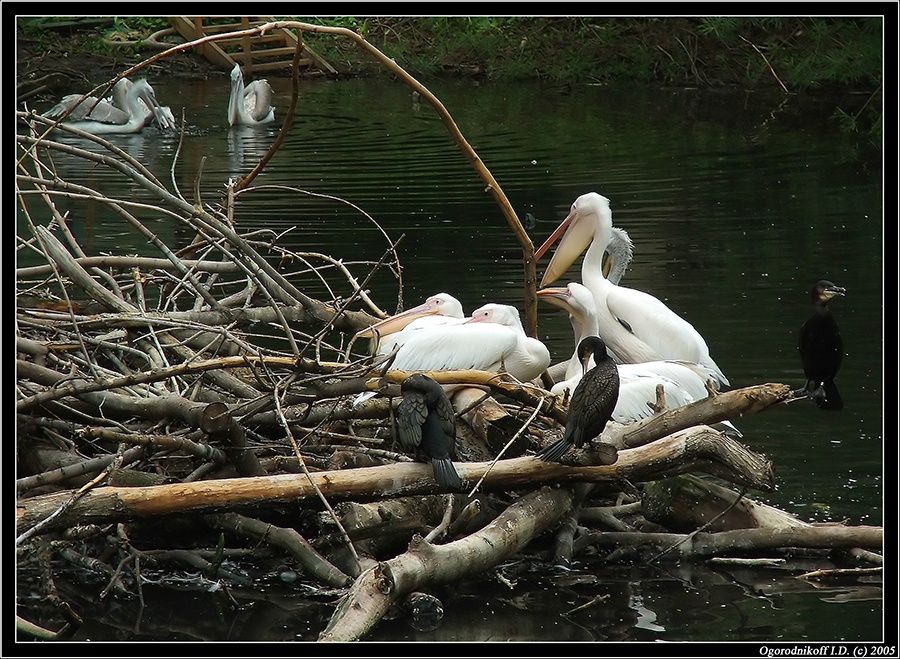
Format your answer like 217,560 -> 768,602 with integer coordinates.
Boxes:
573,525 -> 883,558
318,487 -> 575,642
16,426 -> 772,537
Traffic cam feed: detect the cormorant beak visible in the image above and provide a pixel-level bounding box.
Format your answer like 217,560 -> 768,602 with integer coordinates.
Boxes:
823,285 -> 846,300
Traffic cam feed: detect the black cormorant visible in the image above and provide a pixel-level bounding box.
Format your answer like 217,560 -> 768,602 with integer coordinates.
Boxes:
537,335 -> 620,462
397,374 -> 463,488
795,280 -> 845,411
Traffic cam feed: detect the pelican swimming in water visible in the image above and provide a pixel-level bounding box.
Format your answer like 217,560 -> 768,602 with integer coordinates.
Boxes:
537,335 -> 620,463
397,373 -> 464,489
538,281 -> 741,434
46,78 -> 176,133
354,292 -> 467,356
795,280 -> 845,411
536,192 -> 729,389
227,64 -> 275,126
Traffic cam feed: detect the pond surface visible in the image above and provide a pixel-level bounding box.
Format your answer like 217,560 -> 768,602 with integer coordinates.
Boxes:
17,73 -> 885,645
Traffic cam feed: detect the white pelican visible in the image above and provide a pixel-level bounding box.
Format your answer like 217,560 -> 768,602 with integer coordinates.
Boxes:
463,303 -> 551,382
363,302 -> 549,382
354,292 -> 467,355
227,64 -> 275,126
536,192 -> 729,388
46,78 -> 176,133
538,281 -> 739,433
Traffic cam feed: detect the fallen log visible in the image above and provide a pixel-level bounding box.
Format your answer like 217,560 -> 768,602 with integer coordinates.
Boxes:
318,486 -> 575,642
641,474 -> 810,533
573,524 -> 883,557
614,383 -> 795,449
17,426 -> 774,537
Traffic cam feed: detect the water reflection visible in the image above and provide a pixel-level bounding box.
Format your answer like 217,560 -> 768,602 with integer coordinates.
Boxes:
226,124 -> 279,180
16,75 -> 884,643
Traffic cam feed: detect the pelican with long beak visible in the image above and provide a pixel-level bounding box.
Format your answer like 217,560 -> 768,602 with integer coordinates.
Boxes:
227,64 -> 275,126
536,192 -> 728,389
538,281 -> 740,434
358,300 -> 549,382
354,292 -> 467,355
46,79 -> 176,134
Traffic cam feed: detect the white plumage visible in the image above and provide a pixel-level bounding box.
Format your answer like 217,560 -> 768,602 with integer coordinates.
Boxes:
227,64 -> 275,126
538,281 -> 739,433
537,192 -> 728,388
46,78 -> 175,135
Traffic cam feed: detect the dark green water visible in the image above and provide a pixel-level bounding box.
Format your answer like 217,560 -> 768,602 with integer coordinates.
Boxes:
17,75 -> 885,643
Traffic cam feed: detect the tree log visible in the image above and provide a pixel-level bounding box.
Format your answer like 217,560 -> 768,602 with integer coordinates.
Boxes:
17,426 -> 773,537
451,387 -> 529,456
318,487 -> 575,642
642,474 -> 810,533
573,525 -> 883,557
614,383 -> 794,449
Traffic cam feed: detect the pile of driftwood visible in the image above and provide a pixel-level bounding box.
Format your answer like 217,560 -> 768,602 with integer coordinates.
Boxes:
16,27 -> 883,642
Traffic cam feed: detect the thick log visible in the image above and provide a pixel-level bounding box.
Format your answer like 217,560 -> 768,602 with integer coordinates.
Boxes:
318,487 -> 575,642
17,426 -> 773,536
573,525 -> 883,557
642,474 -> 810,533
614,383 -> 794,449
451,387 -> 529,456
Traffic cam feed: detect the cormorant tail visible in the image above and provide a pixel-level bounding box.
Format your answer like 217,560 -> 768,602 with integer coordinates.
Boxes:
431,458 -> 463,489
536,438 -> 572,463
817,379 -> 844,411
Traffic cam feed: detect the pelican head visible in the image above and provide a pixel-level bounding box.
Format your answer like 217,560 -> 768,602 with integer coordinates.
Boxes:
604,226 -> 634,285
465,303 -> 524,331
536,192 -> 613,288
354,292 -> 464,340
536,282 -> 596,333
129,79 -> 177,130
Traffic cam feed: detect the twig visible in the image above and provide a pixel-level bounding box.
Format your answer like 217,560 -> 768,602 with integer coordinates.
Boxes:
272,380 -> 363,574
467,395 -> 545,498
740,35 -> 790,94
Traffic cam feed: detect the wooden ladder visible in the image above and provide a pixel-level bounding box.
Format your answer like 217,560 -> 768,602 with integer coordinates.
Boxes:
168,17 -> 337,75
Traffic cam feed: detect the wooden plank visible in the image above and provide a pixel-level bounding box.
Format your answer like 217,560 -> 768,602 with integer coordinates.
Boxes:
245,59 -> 315,73
168,17 -> 335,74
217,34 -> 286,47
233,46 -> 300,59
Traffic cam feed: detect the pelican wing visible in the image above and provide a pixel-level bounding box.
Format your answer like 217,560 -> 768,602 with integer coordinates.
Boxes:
46,94 -> 130,124
603,284 -> 722,371
244,80 -> 275,123
612,374 -> 694,423
390,324 -> 519,374
376,316 -> 468,356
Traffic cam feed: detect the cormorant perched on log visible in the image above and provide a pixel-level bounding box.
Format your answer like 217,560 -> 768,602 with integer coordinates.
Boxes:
795,280 -> 845,411
397,374 -> 463,489
537,335 -> 620,462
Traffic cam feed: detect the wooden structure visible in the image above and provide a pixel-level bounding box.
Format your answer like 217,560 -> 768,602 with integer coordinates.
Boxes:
168,17 -> 337,75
